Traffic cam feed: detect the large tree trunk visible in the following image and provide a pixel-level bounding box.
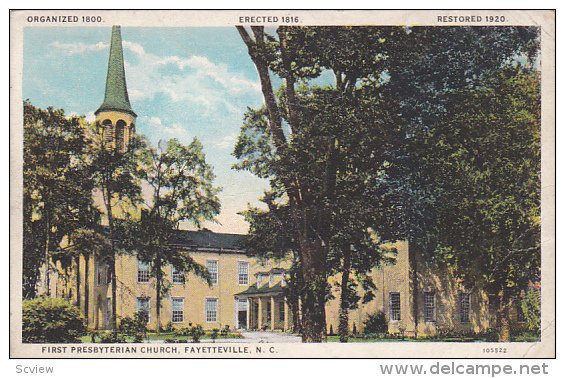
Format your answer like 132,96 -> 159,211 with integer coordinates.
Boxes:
43,215 -> 51,297
237,26 -> 329,342
84,254 -> 90,325
496,287 -> 511,342
338,247 -> 351,342
75,255 -> 81,307
298,236 -> 327,342
155,258 -> 162,334
104,188 -> 118,338
409,243 -> 419,339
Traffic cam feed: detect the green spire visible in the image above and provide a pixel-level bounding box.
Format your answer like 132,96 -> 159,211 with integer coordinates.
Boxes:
95,25 -> 136,117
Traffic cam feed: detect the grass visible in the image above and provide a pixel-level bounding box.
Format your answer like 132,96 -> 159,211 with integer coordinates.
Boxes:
81,331 -> 243,343
327,333 -> 540,343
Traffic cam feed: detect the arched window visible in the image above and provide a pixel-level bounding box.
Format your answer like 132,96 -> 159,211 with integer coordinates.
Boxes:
115,120 -> 126,152
102,119 -> 113,145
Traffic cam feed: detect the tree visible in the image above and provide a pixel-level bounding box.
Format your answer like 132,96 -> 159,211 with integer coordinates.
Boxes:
133,138 -> 221,332
88,124 -> 143,337
379,27 -> 541,341
22,297 -> 86,343
23,101 -> 93,299
236,26 -> 540,342
412,67 -> 540,341
521,286 -> 541,335
235,26 -> 399,341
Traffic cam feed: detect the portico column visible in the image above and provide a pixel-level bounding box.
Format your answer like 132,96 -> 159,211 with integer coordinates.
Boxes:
246,298 -> 250,330
284,297 -> 289,332
270,296 -> 275,331
257,297 -> 263,330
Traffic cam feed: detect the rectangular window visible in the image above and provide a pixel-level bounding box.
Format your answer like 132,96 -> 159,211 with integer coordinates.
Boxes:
137,260 -> 150,283
136,297 -> 150,321
171,297 -> 184,323
207,260 -> 218,285
206,298 -> 218,322
238,261 -> 249,285
106,297 -> 112,324
279,300 -> 285,322
172,266 -> 185,284
424,292 -> 435,322
459,292 -> 471,323
266,301 -> 272,322
389,292 -> 401,321
96,261 -> 109,286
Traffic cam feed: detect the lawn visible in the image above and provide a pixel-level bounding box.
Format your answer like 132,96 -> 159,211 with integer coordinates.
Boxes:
81,331 -> 243,343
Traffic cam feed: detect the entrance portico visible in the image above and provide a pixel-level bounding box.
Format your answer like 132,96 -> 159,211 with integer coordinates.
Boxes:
235,269 -> 292,332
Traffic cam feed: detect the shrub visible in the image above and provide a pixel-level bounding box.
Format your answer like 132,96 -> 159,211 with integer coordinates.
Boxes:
174,327 -> 191,337
163,321 -> 174,333
363,311 -> 388,335
22,297 -> 86,343
99,331 -> 126,343
119,311 -> 148,342
220,325 -> 229,337
189,325 -> 205,343
211,328 -> 219,342
521,288 -> 541,335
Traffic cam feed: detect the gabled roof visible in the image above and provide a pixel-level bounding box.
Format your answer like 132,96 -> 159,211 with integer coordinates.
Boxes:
169,229 -> 245,251
255,268 -> 286,277
235,282 -> 284,297
96,25 -> 136,117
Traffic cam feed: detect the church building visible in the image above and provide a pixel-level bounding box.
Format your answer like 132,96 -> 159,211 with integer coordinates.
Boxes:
46,26 -> 528,338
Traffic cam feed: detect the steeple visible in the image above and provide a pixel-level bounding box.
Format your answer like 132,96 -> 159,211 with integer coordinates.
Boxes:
95,25 -> 136,117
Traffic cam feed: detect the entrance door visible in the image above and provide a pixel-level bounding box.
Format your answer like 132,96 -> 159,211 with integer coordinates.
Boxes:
236,298 -> 248,329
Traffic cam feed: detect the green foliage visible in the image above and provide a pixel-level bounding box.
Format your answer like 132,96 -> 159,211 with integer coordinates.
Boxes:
210,328 -> 219,342
23,101 -> 95,298
98,331 -> 126,343
163,321 -> 174,333
189,325 -> 205,343
521,288 -> 541,334
363,311 -> 388,335
119,311 -> 148,342
129,137 -> 221,330
22,297 -> 86,343
220,325 -> 229,337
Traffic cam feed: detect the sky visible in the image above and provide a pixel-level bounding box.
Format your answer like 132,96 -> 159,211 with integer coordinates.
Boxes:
23,27 -> 272,234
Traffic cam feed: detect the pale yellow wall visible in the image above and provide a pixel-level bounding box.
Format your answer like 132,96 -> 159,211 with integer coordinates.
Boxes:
104,251 -> 288,331
325,241 -> 493,337
325,241 -> 412,335
42,239 -> 514,336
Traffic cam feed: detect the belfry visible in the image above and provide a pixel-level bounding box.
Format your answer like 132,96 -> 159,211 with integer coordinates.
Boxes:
95,25 -> 136,152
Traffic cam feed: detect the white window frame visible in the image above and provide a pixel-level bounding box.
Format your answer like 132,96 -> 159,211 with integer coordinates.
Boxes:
205,298 -> 218,323
171,297 -> 184,323
137,260 -> 150,284
171,266 -> 185,284
424,291 -> 435,322
389,292 -> 401,321
136,297 -> 151,322
206,260 -> 219,286
238,261 -> 249,285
